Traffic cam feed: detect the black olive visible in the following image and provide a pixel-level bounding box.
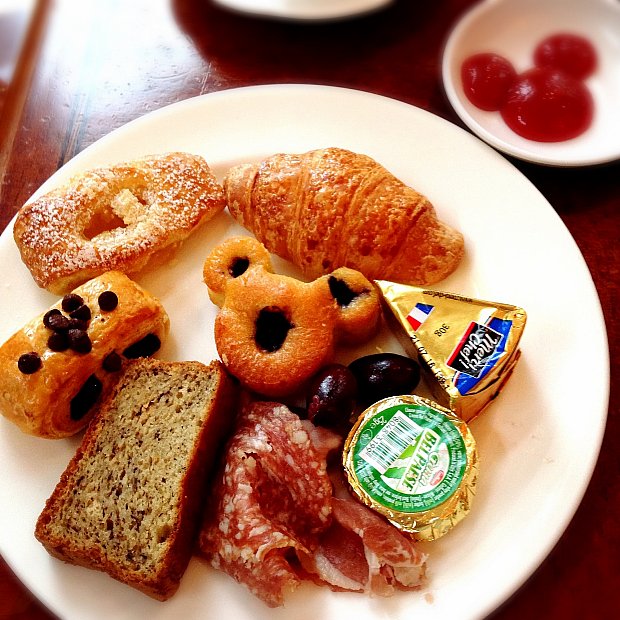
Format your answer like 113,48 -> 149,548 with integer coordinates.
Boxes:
328,276 -> 363,307
254,306 -> 293,353
229,257 -> 250,278
306,364 -> 358,430
348,353 -> 420,405
287,404 -> 309,420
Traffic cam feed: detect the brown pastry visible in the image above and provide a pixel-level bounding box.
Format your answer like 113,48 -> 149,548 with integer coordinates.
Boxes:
224,147 -> 464,286
13,152 -> 226,294
0,271 -> 170,438
202,234 -> 272,307
203,237 -> 381,397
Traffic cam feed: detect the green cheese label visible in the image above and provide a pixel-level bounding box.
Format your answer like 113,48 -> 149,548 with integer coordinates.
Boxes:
351,402 -> 467,512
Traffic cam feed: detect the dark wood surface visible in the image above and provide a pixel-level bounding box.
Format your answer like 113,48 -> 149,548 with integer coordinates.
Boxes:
0,1 -> 617,618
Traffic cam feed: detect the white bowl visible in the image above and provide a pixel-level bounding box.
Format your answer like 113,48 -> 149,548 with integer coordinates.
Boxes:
442,0 -> 620,166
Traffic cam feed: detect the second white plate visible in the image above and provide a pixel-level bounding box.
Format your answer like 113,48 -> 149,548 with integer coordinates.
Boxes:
213,0 -> 393,21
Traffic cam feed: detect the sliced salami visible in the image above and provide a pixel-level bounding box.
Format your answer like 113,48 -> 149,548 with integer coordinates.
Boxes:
199,400 -> 427,607
334,496 -> 427,592
198,401 -> 334,607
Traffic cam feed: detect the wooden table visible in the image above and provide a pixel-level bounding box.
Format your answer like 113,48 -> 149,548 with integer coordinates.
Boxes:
0,1 -> 617,618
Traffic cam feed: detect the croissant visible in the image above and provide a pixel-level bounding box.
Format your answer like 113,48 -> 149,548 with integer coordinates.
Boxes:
224,147 -> 464,286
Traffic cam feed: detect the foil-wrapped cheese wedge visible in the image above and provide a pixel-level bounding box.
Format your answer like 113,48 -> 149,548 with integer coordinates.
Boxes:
375,280 -> 527,423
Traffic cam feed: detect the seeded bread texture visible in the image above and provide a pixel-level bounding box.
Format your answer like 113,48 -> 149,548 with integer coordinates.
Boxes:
34,358 -> 238,600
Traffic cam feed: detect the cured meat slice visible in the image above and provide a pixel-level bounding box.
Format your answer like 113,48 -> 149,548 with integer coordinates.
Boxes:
300,496 -> 427,596
300,419 -> 343,461
198,401 -> 335,607
199,400 -> 427,607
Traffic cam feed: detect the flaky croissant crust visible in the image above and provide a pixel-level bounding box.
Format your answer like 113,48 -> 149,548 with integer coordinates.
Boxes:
225,147 -> 464,286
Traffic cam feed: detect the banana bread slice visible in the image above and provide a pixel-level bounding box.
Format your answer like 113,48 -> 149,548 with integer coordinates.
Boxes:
35,358 -> 238,600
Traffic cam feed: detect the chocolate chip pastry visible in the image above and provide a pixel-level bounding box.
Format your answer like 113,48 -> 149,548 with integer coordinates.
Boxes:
0,270 -> 169,438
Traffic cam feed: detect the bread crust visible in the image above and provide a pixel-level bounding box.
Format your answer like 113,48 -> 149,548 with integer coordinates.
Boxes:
225,147 -> 465,286
0,271 -> 169,438
34,359 -> 238,600
13,152 -> 226,294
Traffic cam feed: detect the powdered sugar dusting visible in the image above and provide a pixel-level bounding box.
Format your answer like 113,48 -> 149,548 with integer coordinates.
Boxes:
13,152 -> 226,293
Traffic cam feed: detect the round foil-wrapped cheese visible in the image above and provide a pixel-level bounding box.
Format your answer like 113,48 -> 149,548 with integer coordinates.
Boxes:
342,394 -> 478,541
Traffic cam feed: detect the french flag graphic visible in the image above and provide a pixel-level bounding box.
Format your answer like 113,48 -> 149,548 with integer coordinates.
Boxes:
406,303 -> 434,331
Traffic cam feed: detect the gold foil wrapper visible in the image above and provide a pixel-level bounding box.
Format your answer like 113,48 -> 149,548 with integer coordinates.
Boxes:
343,395 -> 478,541
375,280 -> 527,422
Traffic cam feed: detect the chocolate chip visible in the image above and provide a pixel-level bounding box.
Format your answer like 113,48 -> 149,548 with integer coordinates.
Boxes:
67,317 -> 89,331
69,303 -> 91,322
43,309 -> 63,329
123,333 -> 161,359
46,312 -> 71,331
102,351 -> 122,372
70,374 -> 102,420
47,331 -> 70,352
98,291 -> 118,312
61,294 -> 84,313
17,352 -> 42,374
68,329 -> 92,353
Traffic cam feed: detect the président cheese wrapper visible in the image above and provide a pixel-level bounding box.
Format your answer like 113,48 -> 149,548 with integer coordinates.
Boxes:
374,280 -> 527,423
343,394 -> 478,541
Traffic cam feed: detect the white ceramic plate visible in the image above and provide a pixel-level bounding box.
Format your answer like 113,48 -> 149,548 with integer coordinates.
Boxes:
0,85 -> 609,620
442,0 -> 620,166
212,0 -> 393,21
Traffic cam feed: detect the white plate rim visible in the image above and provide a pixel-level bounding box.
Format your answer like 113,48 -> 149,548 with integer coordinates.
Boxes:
0,84 -> 610,620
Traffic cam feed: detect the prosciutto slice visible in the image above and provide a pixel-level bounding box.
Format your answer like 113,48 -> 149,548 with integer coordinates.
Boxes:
198,401 -> 334,607
303,496 -> 427,596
